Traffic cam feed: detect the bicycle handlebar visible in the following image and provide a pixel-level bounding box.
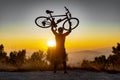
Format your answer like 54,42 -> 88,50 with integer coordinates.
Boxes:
64,6 -> 70,13
64,6 -> 71,18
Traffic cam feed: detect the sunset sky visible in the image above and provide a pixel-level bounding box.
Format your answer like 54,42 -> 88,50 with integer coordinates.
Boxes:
0,0 -> 120,54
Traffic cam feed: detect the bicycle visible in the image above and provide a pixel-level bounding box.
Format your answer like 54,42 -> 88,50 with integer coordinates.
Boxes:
35,6 -> 79,30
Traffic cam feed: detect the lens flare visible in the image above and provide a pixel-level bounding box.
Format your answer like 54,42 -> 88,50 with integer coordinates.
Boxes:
47,39 -> 56,47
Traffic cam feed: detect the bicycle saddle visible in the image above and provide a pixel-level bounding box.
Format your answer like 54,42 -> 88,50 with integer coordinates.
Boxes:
46,10 -> 54,14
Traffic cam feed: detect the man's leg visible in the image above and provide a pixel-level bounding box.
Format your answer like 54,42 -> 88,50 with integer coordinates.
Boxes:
63,61 -> 67,73
54,62 -> 57,73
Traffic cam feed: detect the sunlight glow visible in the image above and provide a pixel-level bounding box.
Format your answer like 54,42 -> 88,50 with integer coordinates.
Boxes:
47,39 -> 56,47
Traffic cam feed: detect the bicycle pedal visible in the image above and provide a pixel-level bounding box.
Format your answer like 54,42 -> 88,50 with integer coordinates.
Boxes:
57,19 -> 62,23
42,21 -> 46,26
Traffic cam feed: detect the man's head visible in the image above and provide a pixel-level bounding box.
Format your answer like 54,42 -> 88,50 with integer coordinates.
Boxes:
58,27 -> 63,34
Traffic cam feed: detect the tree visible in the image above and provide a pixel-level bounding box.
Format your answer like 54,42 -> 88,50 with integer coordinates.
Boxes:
112,43 -> 120,55
94,55 -> 106,64
9,49 -> 27,66
27,50 -> 46,70
16,49 -> 26,65
0,44 -> 8,64
105,43 -> 120,70
9,51 -> 17,65
30,50 -> 44,62
0,44 -> 4,52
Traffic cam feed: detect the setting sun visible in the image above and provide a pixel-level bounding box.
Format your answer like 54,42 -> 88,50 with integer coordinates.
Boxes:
47,39 -> 56,47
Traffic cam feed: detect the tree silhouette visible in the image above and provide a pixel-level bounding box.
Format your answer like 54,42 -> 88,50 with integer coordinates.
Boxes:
0,44 -> 4,52
27,50 -> 46,70
94,55 -> 107,70
94,55 -> 106,64
106,43 -> 120,69
0,44 -> 8,64
8,50 -> 27,66
112,43 -> 120,55
30,50 -> 44,62
16,50 -> 26,66
9,51 -> 17,65
0,44 -> 50,71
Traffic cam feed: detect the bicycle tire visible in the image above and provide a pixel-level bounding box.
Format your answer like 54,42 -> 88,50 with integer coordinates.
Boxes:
63,18 -> 79,30
35,16 -> 51,28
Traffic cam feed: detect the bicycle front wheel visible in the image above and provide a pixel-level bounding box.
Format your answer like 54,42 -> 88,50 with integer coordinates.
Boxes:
63,18 -> 79,30
35,16 -> 51,28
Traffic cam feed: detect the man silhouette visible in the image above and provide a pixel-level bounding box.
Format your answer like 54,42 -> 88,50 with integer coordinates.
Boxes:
51,21 -> 71,73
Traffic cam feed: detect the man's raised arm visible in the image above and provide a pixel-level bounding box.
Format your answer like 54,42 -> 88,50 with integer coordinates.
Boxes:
64,22 -> 72,36
51,20 -> 57,35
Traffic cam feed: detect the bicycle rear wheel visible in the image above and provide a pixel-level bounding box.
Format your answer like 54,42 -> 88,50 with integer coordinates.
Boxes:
35,16 -> 51,28
63,18 -> 79,30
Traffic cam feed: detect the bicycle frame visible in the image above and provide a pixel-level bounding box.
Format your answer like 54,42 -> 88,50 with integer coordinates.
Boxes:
52,14 -> 66,17
48,10 -> 71,25
53,15 -> 69,24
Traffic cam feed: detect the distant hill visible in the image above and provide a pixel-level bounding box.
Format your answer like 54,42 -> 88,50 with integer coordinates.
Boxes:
68,48 -> 112,67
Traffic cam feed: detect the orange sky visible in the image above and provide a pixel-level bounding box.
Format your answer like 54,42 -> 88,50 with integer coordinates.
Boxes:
0,0 -> 120,54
